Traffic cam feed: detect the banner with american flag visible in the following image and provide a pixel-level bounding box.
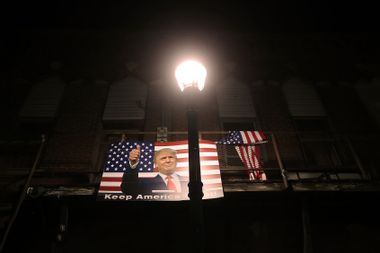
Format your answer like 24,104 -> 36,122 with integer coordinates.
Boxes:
217,130 -> 267,145
97,140 -> 224,201
217,131 -> 267,181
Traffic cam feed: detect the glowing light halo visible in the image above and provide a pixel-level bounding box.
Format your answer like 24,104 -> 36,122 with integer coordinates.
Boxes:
175,60 -> 207,91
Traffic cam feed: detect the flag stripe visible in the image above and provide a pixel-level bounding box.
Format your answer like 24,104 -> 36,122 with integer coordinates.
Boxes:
252,131 -> 260,143
177,148 -> 217,154
99,186 -> 122,192
155,143 -> 217,151
240,146 -> 252,169
201,169 -> 223,175
258,131 -> 266,141
102,172 -> 124,177
245,131 -> 253,143
203,183 -> 223,190
176,174 -> 222,180
176,160 -> 219,168
174,165 -> 220,172
101,177 -> 123,182
176,152 -> 218,158
240,146 -> 250,168
176,156 -> 219,163
202,178 -> 222,184
254,131 -> 262,141
247,146 -> 255,169
240,131 -> 248,143
100,181 -> 122,186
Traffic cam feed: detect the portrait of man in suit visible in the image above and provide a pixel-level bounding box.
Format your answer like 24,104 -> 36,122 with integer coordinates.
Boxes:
121,146 -> 188,196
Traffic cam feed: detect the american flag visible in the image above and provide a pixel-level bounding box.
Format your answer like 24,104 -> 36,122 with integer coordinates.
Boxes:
98,140 -> 224,199
235,145 -> 267,181
217,130 -> 267,145
103,140 -> 154,173
217,131 -> 267,181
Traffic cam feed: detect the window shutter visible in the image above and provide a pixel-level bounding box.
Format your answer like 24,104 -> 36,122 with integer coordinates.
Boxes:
103,77 -> 147,120
282,79 -> 326,117
216,77 -> 256,118
19,77 -> 65,118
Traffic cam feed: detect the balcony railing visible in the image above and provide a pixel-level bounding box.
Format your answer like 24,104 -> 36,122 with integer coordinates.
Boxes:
0,130 -> 378,195
97,130 -> 376,192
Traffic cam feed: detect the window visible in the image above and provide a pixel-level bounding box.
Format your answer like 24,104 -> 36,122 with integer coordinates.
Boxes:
103,76 -> 147,130
283,79 -> 358,178
216,76 -> 256,118
18,77 -> 65,138
282,78 -> 326,117
216,77 -> 258,167
293,117 -> 336,168
19,77 -> 65,119
282,79 -> 335,169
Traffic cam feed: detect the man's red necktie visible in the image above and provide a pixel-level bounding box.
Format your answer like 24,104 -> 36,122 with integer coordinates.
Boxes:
166,176 -> 177,192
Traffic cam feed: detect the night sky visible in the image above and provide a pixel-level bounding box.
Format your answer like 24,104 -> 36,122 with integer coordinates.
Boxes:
2,1 -> 378,31
1,1 -> 379,80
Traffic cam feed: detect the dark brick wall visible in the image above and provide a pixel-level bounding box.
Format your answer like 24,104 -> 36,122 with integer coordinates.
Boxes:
41,79 -> 108,172
0,78 -> 33,140
317,83 -> 378,134
144,84 -> 164,132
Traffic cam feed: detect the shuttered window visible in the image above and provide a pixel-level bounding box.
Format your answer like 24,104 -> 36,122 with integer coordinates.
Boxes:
216,77 -> 256,118
19,77 -> 65,118
103,77 -> 147,121
282,79 -> 326,117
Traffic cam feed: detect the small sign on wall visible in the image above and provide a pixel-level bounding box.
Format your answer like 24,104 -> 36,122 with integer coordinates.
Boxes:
156,127 -> 168,142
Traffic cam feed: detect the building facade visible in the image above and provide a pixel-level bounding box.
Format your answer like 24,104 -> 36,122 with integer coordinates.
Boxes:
1,31 -> 380,253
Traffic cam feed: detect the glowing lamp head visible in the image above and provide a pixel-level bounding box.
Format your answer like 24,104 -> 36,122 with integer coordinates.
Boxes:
175,60 -> 207,92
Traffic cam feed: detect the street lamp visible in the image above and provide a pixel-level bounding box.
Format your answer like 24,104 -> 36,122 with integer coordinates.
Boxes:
175,60 -> 206,200
175,60 -> 206,252
175,60 -> 207,92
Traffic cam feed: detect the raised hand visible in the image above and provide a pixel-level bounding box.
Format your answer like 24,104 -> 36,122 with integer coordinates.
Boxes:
129,144 -> 141,163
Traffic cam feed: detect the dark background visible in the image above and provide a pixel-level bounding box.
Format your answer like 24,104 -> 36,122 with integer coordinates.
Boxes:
2,1 -> 379,79
1,1 -> 380,253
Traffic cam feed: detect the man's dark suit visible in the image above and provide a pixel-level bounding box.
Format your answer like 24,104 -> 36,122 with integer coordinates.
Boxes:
121,172 -> 188,195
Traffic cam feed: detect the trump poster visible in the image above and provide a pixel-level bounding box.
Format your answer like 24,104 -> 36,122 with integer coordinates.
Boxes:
97,140 -> 224,201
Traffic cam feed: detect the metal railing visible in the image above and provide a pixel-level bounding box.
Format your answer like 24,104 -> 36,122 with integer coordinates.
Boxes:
0,130 -> 376,193
98,130 -> 374,191
0,135 -> 46,253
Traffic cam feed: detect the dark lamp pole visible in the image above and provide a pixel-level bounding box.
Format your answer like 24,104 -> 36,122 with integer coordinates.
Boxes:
175,60 -> 206,253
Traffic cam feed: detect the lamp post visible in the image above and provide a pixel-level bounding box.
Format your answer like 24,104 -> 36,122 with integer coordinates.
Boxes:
175,60 -> 206,252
